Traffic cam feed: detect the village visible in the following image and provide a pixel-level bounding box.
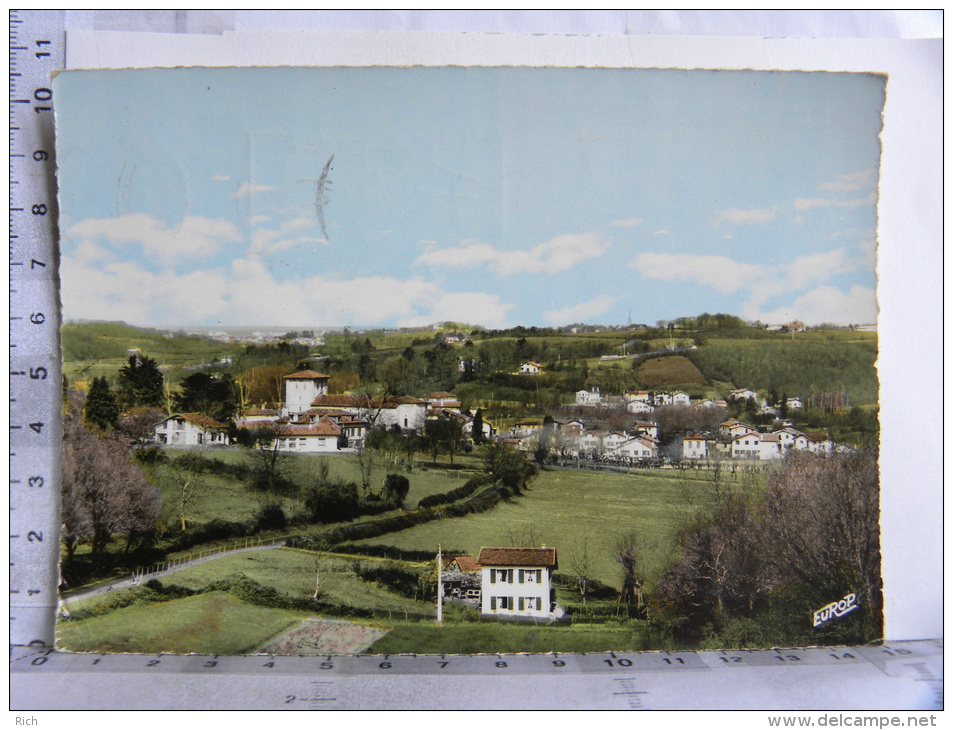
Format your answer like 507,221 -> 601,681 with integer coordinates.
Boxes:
153,362 -> 839,466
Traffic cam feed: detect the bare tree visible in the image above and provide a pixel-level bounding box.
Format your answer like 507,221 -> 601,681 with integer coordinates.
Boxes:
354,443 -> 378,498
164,457 -> 200,530
567,535 -> 594,604
61,390 -> 162,558
616,533 -> 644,607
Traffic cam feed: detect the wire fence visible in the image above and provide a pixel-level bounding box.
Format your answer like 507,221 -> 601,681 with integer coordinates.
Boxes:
130,535 -> 286,584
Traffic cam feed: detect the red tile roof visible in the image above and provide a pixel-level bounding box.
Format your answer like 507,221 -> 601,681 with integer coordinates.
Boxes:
449,555 -> 482,572
477,547 -> 557,568
283,370 -> 330,380
310,394 -> 427,409
276,418 -> 341,437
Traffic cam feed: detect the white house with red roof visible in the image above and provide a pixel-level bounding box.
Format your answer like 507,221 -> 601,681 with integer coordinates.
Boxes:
731,431 -> 762,459
272,418 -> 342,452
478,547 -> 562,620
519,361 -> 542,375
682,433 -> 710,459
626,399 -> 655,415
154,413 -> 230,447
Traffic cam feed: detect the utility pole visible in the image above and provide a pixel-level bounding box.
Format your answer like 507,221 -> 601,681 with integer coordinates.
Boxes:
436,544 -> 443,627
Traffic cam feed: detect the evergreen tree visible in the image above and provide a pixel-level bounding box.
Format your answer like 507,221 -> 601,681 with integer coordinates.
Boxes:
118,354 -> 165,409
84,376 -> 119,432
471,408 -> 485,444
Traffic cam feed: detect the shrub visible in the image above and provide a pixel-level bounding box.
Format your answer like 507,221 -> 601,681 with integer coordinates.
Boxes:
253,503 -> 287,532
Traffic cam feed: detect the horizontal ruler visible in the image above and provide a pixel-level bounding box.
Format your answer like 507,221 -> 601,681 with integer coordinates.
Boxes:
10,641 -> 943,710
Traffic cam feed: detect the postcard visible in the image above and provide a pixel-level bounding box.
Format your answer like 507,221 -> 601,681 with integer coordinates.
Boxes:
52,65 -> 884,657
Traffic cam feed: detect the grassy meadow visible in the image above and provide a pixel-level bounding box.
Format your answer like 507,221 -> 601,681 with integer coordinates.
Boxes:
351,466 -> 761,591
57,592 -> 301,655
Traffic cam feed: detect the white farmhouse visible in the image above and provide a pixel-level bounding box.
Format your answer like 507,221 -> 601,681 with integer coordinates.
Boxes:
575,387 -> 603,406
609,436 -> 658,462
478,547 -> 562,620
804,431 -> 834,454
731,431 -> 762,460
519,362 -> 542,375
626,399 -> 655,415
681,433 -> 710,460
653,392 -> 673,406
758,432 -> 783,460
672,392 -> 691,407
154,413 -> 230,447
273,419 -> 342,452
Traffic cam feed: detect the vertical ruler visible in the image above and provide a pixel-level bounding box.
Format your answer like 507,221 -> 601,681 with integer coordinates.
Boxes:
9,9 -> 66,649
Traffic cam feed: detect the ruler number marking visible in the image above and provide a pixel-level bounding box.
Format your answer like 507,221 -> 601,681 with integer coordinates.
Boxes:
34,40 -> 51,58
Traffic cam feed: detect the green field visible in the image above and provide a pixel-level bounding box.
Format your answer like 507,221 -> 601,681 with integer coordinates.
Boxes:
686,336 -> 878,405
62,322 -> 243,384
154,449 -> 484,522
57,591 -> 300,654
352,466 -> 751,590
158,548 -> 431,615
367,618 -> 660,654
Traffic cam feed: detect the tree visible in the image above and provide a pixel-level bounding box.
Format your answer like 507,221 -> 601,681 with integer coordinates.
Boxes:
567,535 -> 594,605
382,474 -> 410,506
442,418 -> 467,465
84,376 -> 119,432
247,432 -> 294,497
164,457 -> 200,530
616,533 -> 644,608
117,354 -> 165,409
62,391 -> 162,558
117,406 -> 167,445
174,372 -> 238,422
471,408 -> 485,444
481,441 -> 536,492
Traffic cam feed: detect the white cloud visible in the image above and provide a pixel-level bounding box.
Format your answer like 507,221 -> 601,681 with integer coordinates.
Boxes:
611,217 -> 643,228
752,285 -> 877,326
652,229 -> 670,236
630,252 -> 768,295
713,208 -> 775,226
212,175 -> 230,181
818,170 -> 876,192
544,295 -> 616,326
415,232 -> 609,276
783,248 -> 857,291
60,248 -> 514,328
793,191 -> 876,211
234,182 -> 275,198
631,247 -> 871,325
66,214 -> 240,265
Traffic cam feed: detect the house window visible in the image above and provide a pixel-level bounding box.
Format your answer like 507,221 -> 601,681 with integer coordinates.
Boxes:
491,569 -> 512,584
494,596 -> 513,610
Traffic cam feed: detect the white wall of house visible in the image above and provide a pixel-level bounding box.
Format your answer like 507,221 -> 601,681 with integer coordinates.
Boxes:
732,433 -> 761,459
154,418 -> 229,447
627,400 -> 655,414
275,434 -> 339,452
682,437 -> 708,459
480,566 -> 552,618
282,376 -> 329,419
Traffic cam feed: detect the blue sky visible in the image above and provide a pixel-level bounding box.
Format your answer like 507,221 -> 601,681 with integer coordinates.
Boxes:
54,67 -> 883,329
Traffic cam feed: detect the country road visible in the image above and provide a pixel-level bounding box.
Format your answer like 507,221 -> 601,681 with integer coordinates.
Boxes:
59,542 -> 284,606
